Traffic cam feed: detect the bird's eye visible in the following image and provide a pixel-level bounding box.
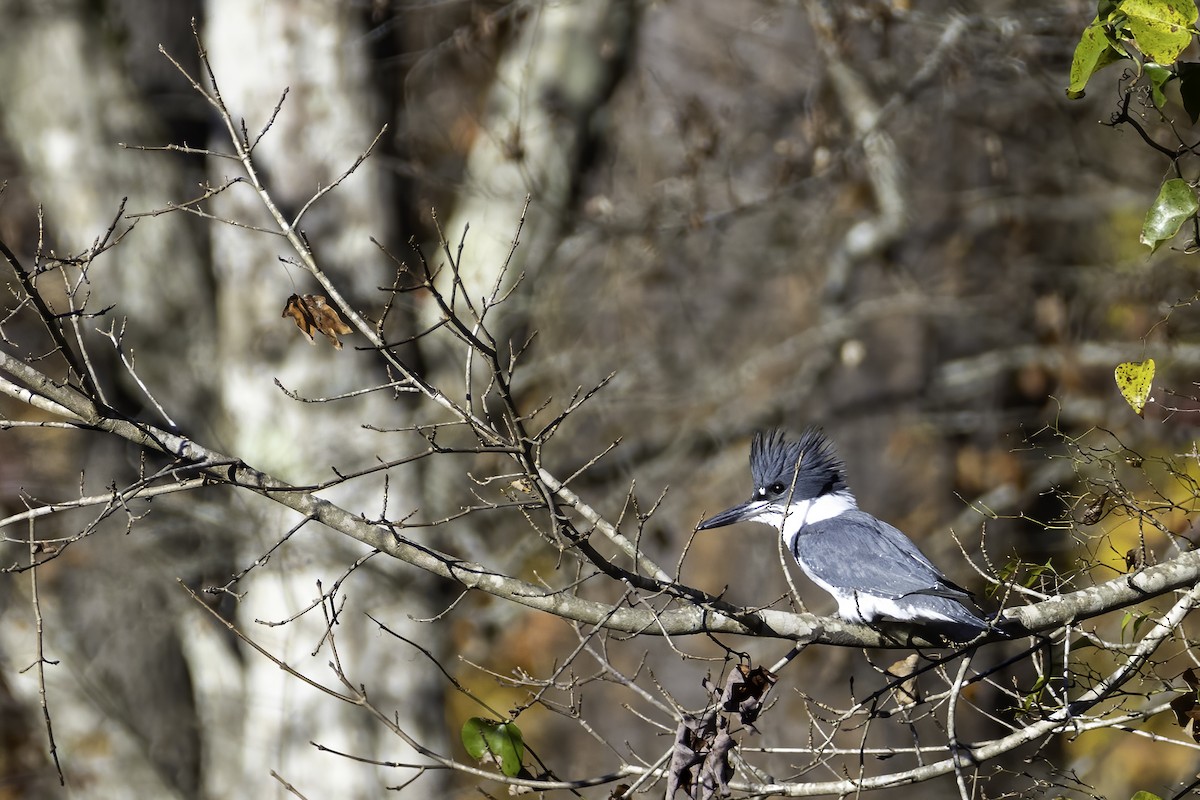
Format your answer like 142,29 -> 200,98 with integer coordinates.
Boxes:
769,482 -> 787,495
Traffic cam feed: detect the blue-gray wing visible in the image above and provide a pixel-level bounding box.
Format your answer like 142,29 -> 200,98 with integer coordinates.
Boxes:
793,510 -> 971,602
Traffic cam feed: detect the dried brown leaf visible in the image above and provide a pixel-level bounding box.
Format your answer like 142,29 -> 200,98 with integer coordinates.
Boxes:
720,664 -> 777,726
1171,668 -> 1200,742
1126,547 -> 1149,572
1080,491 -> 1109,525
282,293 -> 353,349
886,653 -> 921,707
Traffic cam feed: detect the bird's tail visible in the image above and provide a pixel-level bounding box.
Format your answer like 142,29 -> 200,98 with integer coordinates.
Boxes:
986,611 -> 1026,638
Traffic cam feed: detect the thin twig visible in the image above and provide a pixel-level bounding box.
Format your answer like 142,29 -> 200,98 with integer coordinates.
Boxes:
26,519 -> 64,785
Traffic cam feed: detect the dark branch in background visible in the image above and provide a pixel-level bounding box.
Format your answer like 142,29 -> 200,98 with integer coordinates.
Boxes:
808,0 -> 913,305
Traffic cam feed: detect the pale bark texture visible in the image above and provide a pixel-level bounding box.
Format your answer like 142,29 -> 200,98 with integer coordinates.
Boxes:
201,2 -> 449,797
0,1 -> 447,797
0,2 -> 208,797
423,0 -> 635,334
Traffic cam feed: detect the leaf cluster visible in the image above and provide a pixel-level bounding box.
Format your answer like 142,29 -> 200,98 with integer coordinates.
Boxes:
1069,0 -> 1200,252
1069,0 -> 1199,101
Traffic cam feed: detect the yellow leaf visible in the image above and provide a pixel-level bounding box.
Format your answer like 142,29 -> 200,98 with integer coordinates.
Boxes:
1114,359 -> 1155,417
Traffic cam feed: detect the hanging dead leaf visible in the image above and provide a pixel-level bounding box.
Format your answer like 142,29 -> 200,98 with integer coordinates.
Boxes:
282,294 -> 352,349
500,477 -> 536,499
886,653 -> 921,707
1080,491 -> 1110,525
1125,546 -> 1155,572
719,664 -> 777,726
1171,667 -> 1200,742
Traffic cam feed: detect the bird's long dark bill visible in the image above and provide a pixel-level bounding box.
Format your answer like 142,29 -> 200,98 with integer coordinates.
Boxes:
697,500 -> 757,530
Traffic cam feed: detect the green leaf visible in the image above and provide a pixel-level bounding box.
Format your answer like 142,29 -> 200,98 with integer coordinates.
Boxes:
1121,609 -> 1136,639
1019,674 -> 1049,714
1121,609 -> 1151,640
484,721 -> 524,777
461,717 -> 490,761
1068,19 -> 1130,98
1141,178 -> 1198,252
460,717 -> 525,777
1021,559 -> 1057,589
988,558 -> 1020,598
1145,62 -> 1174,106
1132,791 -> 1165,800
1123,0 -> 1198,64
1177,62 -> 1200,121
1115,359 -> 1156,416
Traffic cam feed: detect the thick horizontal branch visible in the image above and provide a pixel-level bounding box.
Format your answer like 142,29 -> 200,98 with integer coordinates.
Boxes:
2,346 -> 1198,648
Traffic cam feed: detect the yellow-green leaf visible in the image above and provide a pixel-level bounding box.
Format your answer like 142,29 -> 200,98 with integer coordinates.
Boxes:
1115,359 -> 1155,416
1068,19 -> 1130,98
1145,62 -> 1173,107
1123,0 -> 1198,64
1141,178 -> 1199,252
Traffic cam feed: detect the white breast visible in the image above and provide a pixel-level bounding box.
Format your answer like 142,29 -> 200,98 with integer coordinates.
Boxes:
762,490 -> 857,556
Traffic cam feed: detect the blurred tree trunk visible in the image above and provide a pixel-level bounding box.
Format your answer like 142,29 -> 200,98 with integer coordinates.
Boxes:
0,1 -> 450,796
425,0 -> 636,335
201,1 -> 450,796
0,2 -> 209,797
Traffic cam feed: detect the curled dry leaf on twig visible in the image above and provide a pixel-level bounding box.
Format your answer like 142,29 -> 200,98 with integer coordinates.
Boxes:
1170,667 -> 1200,742
1125,546 -> 1155,572
667,665 -> 778,798
886,653 -> 921,708
1080,491 -> 1110,525
282,293 -> 353,349
719,664 -> 777,727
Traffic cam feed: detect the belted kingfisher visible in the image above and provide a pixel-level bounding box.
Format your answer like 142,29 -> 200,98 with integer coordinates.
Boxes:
697,428 -> 989,641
